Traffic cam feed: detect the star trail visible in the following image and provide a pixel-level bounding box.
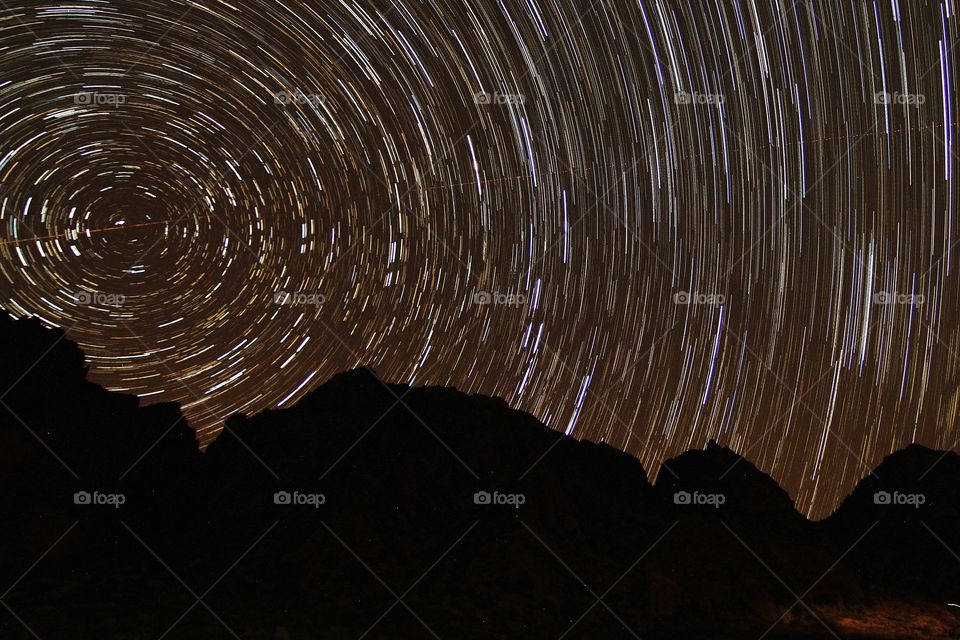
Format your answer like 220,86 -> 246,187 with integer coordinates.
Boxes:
0,0 -> 958,518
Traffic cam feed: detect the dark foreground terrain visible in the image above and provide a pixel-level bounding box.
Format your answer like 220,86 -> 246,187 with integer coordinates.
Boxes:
0,312 -> 957,639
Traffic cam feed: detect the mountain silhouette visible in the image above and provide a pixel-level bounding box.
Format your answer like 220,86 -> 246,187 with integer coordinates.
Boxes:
0,311 -> 957,639
825,443 -> 960,598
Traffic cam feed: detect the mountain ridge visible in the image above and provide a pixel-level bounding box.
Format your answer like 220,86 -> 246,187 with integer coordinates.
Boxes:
0,311 -> 958,639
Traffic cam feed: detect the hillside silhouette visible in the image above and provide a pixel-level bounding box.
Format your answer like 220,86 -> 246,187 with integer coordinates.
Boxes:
0,311 -> 957,639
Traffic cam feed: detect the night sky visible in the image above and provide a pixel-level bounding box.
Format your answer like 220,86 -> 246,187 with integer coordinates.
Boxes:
0,0 -> 958,518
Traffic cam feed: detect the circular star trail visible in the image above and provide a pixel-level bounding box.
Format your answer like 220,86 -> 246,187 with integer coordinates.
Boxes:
1,0 -> 958,518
